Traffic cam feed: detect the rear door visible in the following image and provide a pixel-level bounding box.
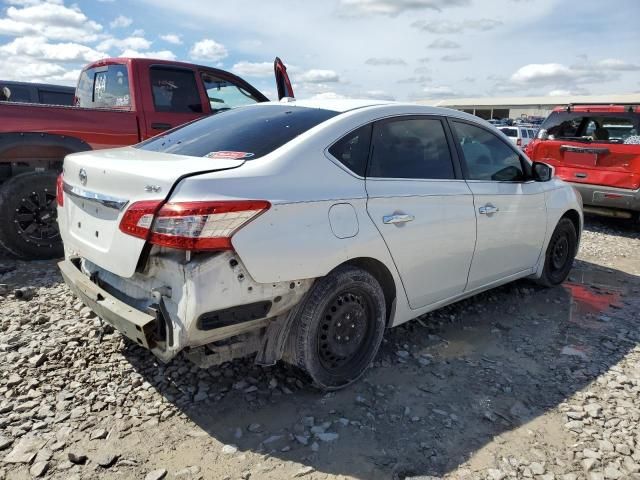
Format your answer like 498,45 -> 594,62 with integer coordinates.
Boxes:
140,65 -> 206,138
364,115 -> 476,309
449,119 -> 547,290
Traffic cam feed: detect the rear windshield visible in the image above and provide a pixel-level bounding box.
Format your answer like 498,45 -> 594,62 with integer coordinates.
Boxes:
76,64 -> 131,109
136,105 -> 339,159
499,127 -> 518,137
540,111 -> 640,144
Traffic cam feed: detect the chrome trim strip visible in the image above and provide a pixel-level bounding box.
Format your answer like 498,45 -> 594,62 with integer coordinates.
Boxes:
63,182 -> 129,211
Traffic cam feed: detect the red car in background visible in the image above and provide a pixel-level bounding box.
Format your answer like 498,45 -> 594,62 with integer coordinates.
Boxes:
526,104 -> 640,222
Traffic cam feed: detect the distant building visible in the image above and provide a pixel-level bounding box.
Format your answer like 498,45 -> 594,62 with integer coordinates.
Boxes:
417,94 -> 640,120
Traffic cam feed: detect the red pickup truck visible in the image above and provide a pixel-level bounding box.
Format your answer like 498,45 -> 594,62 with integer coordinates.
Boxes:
526,104 -> 640,223
0,57 -> 293,259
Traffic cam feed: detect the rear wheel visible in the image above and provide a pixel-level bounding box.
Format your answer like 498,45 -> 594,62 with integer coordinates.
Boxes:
536,217 -> 578,287
0,172 -> 63,259
286,266 -> 386,390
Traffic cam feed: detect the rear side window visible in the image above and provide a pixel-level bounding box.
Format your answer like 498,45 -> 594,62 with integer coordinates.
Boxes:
137,105 -> 338,159
452,121 -> 526,182
76,64 -> 131,108
38,90 -> 74,106
328,124 -> 372,177
521,129 -> 528,138
150,67 -> 202,113
4,85 -> 31,102
200,72 -> 261,113
541,112 -> 640,143
528,129 -> 536,138
368,117 -> 455,179
500,128 -> 517,137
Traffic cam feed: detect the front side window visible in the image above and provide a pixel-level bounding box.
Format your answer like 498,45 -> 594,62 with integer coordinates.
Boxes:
452,121 -> 526,182
368,117 -> 455,179
150,67 -> 202,113
200,72 -> 261,112
328,124 -> 372,177
137,105 -> 338,159
521,129 -> 529,138
76,64 -> 130,109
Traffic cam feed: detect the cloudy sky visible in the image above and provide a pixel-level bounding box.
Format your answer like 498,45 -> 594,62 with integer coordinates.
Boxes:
1,0 -> 639,101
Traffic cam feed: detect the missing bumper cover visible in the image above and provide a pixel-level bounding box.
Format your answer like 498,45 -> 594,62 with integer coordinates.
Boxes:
197,301 -> 272,331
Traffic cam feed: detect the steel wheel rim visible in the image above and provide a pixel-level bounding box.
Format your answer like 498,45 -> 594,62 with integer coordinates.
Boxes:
317,288 -> 375,374
14,188 -> 59,244
551,234 -> 569,271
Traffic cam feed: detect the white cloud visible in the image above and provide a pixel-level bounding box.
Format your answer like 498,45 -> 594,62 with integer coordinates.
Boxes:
160,33 -> 182,45
510,63 -> 609,86
365,57 -> 407,66
362,89 -> 395,100
98,36 -> 152,52
0,37 -> 108,63
596,59 -> 640,71
441,53 -> 471,62
428,39 -> 460,49
412,19 -> 501,34
397,75 -> 432,84
422,85 -> 456,97
0,2 -> 103,42
231,61 -> 273,77
189,39 -> 228,62
298,69 -> 340,83
310,91 -> 347,100
119,49 -> 176,60
336,0 -> 470,17
109,15 -> 132,28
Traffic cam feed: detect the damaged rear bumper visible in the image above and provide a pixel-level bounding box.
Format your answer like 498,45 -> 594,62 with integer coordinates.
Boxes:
58,251 -> 314,365
59,259 -> 159,351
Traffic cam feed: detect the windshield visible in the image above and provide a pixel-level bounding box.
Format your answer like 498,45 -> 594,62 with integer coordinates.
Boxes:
540,111 -> 640,144
136,105 -> 339,159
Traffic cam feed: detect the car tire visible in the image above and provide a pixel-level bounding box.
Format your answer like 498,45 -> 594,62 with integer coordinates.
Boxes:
0,172 -> 63,259
535,217 -> 578,287
285,265 -> 386,390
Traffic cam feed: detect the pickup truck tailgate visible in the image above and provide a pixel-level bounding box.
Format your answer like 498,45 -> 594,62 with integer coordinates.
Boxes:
59,146 -> 244,277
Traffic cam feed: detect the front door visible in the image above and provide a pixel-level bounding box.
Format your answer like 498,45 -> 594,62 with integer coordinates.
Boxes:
364,116 -> 477,309
449,119 -> 547,290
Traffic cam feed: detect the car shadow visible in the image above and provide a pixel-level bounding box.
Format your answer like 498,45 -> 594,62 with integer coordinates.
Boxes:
583,213 -> 639,240
121,257 -> 640,479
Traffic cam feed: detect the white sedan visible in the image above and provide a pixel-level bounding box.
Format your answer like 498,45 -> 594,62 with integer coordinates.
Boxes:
57,100 -> 583,389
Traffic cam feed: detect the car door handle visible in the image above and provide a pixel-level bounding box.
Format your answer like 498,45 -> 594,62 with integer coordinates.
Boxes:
151,122 -> 172,130
478,204 -> 499,215
383,214 -> 415,224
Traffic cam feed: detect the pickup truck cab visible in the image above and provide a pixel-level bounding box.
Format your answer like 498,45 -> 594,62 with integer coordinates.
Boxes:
0,57 -> 293,259
526,105 -> 640,222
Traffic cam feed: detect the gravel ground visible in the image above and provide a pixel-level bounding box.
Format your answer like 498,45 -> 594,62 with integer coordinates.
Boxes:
0,215 -> 639,480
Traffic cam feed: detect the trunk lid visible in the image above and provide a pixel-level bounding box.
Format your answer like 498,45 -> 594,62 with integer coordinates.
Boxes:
61,146 -> 244,277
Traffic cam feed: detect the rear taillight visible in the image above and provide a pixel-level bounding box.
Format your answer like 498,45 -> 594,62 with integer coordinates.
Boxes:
517,138 -> 522,147
56,173 -> 64,206
119,200 -> 270,251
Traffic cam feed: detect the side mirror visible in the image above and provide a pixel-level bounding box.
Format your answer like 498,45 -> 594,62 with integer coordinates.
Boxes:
532,161 -> 554,182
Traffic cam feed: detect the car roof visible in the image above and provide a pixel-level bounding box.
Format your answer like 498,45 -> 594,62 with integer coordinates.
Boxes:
260,99 -> 482,120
